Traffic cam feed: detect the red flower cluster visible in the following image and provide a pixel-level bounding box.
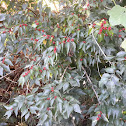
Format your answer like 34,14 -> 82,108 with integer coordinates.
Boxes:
97,111 -> 102,121
22,65 -> 33,77
98,20 -> 111,34
19,24 -> 27,27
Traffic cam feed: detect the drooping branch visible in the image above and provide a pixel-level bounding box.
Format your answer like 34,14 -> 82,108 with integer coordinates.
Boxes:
82,66 -> 101,105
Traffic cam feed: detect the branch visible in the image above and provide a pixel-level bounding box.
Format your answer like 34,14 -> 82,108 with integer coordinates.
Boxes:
82,66 -> 101,104
0,67 -> 21,80
26,7 -> 38,16
60,66 -> 68,82
92,30 -> 112,65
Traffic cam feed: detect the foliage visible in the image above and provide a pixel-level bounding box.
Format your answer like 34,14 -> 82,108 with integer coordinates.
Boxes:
0,0 -> 126,126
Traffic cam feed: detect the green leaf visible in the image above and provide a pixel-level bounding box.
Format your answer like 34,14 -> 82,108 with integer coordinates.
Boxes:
73,104 -> 81,113
4,59 -> 13,66
4,110 -> 12,119
0,14 -> 6,21
101,113 -> 109,122
25,112 -> 30,121
63,82 -> 69,92
121,39 -> 126,52
0,66 -> 3,76
108,5 -> 126,27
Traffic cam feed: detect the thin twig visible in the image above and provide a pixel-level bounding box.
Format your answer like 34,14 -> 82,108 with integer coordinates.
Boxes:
5,77 -> 17,84
112,0 -> 116,5
82,66 -> 101,104
0,67 -> 21,80
60,66 -> 68,82
97,60 -> 101,78
26,7 -> 38,16
92,31 -> 107,58
92,30 -> 112,65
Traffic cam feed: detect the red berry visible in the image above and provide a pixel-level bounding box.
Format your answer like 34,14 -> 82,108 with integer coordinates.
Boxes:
43,34 -> 46,37
98,114 -> 101,117
80,59 -> 83,61
47,107 -> 50,111
53,41 -> 55,44
85,8 -> 87,10
35,20 -> 37,23
38,29 -> 41,31
118,34 -> 122,38
105,33 -> 108,36
54,46 -> 57,53
59,42 -> 61,44
43,67 -> 46,70
93,23 -> 96,26
67,38 -> 70,42
30,65 -> 34,69
100,111 -> 102,114
77,29 -> 80,31
103,21 -> 106,24
31,38 -> 33,40
11,108 -> 13,110
54,96 -> 57,99
101,0 -> 103,2
101,23 -> 104,27
51,35 -> 54,38
97,117 -> 100,121
35,39 -> 38,41
42,30 -> 44,32
108,27 -> 111,31
39,70 -> 42,73
63,98 -> 66,100
36,22 -> 39,25
87,3 -> 90,7
19,24 -> 22,27
72,13 -> 74,15
71,39 -> 74,42
63,41 -> 66,44
83,41 -> 86,43
122,28 -> 125,31
22,24 -> 25,26
47,98 -> 50,100
3,31 -> 6,33
25,24 -> 27,26
48,56 -> 51,58
104,27 -> 107,30
119,30 -> 122,32
35,28 -> 37,31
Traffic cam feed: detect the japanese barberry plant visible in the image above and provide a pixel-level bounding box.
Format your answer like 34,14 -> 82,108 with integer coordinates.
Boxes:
0,0 -> 126,126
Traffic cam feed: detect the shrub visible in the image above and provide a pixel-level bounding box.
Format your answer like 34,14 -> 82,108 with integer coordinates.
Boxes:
0,0 -> 126,125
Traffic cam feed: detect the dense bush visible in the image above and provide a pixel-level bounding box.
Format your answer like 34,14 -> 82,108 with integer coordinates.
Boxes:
0,0 -> 126,125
